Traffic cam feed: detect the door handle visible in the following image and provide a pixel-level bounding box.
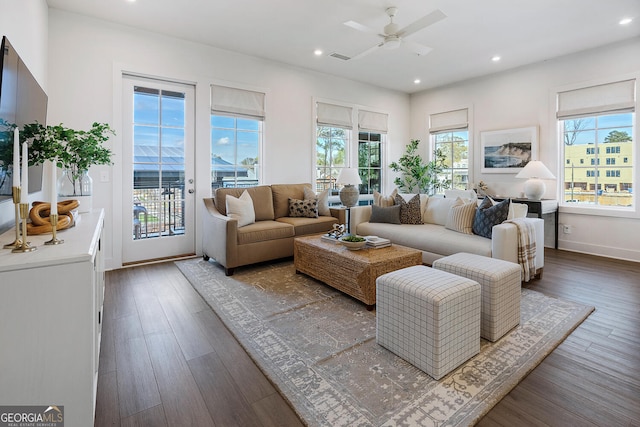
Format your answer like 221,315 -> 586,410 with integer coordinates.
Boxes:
188,189 -> 194,194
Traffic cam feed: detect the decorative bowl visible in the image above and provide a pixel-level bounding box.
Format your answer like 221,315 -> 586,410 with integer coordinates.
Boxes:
339,235 -> 367,251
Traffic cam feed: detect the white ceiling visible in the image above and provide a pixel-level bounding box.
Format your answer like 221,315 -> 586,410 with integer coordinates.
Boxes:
47,0 -> 640,94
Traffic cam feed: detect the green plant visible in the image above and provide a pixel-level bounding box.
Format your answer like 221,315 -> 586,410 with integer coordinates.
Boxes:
341,235 -> 366,242
389,139 -> 451,195
22,122 -> 114,195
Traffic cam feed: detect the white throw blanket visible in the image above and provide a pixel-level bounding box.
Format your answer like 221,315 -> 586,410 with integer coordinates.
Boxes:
504,218 -> 537,281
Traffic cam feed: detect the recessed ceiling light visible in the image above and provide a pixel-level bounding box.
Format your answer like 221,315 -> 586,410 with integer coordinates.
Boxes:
414,79 -> 421,84
619,17 -> 633,25
314,49 -> 323,56
491,55 -> 501,62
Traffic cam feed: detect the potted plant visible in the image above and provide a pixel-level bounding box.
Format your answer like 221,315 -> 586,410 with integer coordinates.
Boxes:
389,139 -> 451,195
22,122 -> 114,211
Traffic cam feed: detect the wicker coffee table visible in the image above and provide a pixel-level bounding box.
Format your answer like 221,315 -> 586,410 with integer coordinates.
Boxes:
293,235 -> 422,310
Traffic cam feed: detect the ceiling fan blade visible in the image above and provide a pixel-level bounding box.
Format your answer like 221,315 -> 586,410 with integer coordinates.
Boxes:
344,20 -> 378,34
397,9 -> 446,38
350,42 -> 384,60
403,40 -> 433,56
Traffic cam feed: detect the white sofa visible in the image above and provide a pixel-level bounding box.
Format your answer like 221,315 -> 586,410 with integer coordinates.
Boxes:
350,193 -> 544,280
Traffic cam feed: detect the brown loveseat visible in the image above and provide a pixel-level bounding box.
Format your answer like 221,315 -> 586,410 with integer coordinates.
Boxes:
202,183 -> 345,275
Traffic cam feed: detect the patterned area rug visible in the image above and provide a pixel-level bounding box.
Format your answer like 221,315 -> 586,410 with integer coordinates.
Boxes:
176,258 -> 594,427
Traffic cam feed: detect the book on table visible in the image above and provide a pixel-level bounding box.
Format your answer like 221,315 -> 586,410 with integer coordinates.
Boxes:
364,236 -> 391,248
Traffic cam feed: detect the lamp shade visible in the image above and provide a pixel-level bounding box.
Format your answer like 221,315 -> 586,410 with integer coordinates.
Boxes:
515,161 -> 555,200
515,161 -> 555,179
336,168 -> 362,185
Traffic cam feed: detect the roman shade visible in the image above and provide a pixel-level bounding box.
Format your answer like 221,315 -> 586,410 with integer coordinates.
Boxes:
557,79 -> 636,119
317,102 -> 353,129
358,110 -> 388,133
429,108 -> 469,133
211,84 -> 265,120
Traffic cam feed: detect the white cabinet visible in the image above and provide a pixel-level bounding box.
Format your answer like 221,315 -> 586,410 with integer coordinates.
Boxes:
0,210 -> 105,427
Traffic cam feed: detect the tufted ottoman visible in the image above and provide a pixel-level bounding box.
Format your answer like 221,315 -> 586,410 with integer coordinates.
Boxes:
433,252 -> 521,342
376,265 -> 481,380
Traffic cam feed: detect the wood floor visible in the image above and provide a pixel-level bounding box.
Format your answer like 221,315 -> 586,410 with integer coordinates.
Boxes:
95,249 -> 640,426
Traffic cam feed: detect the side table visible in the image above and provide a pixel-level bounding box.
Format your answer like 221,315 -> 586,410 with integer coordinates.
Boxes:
492,197 -> 559,248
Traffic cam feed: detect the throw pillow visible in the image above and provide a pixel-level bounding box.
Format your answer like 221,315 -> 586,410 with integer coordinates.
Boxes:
369,204 -> 402,224
288,198 -> 318,218
473,197 -> 510,238
394,193 -> 423,224
226,190 -> 255,227
303,187 -> 330,216
445,197 -> 476,234
373,188 -> 398,207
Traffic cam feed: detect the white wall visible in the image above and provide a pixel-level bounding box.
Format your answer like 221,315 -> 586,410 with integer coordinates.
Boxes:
0,0 -> 48,231
410,37 -> 640,262
47,9 -> 410,269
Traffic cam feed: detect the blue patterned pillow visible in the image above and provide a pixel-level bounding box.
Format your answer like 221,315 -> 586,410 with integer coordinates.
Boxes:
473,198 -> 510,238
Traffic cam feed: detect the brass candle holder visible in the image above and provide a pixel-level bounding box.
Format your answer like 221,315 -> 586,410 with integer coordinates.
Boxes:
45,213 -> 64,245
12,202 -> 37,253
3,187 -> 22,249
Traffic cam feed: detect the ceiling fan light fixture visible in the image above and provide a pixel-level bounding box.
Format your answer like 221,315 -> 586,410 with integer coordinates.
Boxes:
383,36 -> 402,49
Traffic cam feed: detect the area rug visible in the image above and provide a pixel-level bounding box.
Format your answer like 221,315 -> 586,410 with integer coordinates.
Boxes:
176,258 -> 594,427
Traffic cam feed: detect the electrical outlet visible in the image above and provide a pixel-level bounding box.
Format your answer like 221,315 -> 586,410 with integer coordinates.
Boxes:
563,224 -> 572,234
100,171 -> 109,183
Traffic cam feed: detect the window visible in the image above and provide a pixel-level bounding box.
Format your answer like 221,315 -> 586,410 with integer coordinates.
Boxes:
210,116 -> 261,189
429,109 -> 469,191
357,109 -> 388,197
316,125 -> 347,192
210,85 -> 265,190
562,113 -> 633,206
358,132 -> 383,195
315,102 -> 388,199
558,79 -> 635,208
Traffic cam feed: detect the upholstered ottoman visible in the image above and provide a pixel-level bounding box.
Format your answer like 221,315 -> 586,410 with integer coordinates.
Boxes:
376,265 -> 481,380
433,252 -> 521,342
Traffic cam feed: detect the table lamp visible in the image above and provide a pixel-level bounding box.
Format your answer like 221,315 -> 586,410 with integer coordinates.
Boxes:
515,160 -> 555,200
336,168 -> 362,207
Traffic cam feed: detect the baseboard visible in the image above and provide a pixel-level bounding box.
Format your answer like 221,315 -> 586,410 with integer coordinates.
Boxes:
558,240 -> 640,263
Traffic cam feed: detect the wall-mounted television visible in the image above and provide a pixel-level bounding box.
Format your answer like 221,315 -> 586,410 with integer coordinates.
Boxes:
0,35 -> 48,202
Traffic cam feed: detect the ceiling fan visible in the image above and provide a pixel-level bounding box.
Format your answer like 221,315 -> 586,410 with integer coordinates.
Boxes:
344,7 -> 446,60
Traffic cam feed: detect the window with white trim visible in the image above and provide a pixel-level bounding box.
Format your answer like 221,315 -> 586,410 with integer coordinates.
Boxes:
315,102 -> 388,199
210,85 -> 264,190
429,108 -> 469,191
358,109 -> 388,196
558,79 -> 635,208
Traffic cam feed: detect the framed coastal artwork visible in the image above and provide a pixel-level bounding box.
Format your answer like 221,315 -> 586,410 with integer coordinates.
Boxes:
480,126 -> 538,173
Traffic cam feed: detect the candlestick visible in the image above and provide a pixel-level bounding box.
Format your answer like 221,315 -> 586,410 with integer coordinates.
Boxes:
2,187 -> 22,249
12,203 -> 37,253
13,128 -> 20,187
45,213 -> 64,245
50,160 -> 58,215
20,142 -> 28,204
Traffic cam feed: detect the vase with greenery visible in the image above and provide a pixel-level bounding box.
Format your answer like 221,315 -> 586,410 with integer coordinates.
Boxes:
23,122 -> 114,197
389,139 -> 451,195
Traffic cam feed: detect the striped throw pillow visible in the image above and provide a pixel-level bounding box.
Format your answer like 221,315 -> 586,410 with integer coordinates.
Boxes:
445,197 -> 476,234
